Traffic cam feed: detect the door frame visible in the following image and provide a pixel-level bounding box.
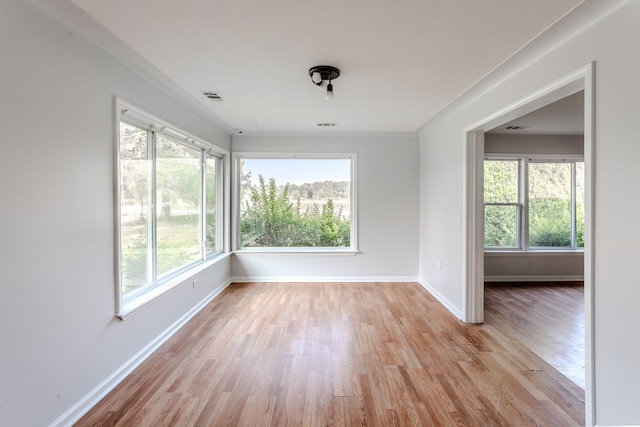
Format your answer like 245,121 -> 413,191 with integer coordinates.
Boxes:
461,63 -> 595,424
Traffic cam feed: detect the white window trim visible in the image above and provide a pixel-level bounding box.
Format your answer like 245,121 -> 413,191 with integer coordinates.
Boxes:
232,152 -> 358,254
483,158 -> 522,250
484,153 -> 584,253
114,98 -> 230,318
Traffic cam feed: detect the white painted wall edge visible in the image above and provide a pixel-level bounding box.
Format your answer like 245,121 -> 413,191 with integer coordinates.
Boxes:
49,279 -> 233,427
485,275 -> 584,282
418,279 -> 464,321
230,276 -> 419,283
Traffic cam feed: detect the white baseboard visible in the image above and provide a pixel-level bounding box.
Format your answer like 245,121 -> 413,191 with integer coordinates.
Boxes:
417,279 -> 463,320
230,276 -> 419,283
484,275 -> 584,282
50,279 -> 232,427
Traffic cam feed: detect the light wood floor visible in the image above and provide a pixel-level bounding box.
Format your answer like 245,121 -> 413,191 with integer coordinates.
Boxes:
485,282 -> 585,390
77,282 -> 584,426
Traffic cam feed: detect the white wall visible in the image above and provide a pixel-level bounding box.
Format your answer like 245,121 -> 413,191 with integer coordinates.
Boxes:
231,134 -> 420,281
484,252 -> 584,281
419,0 -> 640,424
0,1 -> 231,426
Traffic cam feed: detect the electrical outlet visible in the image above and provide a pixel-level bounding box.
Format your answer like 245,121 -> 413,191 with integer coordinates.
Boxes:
192,279 -> 199,288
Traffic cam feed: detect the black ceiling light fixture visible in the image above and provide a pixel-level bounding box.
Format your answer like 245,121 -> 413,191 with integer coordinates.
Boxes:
309,65 -> 340,100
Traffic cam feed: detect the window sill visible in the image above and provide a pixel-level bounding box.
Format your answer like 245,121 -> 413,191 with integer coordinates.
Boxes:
484,249 -> 584,257
116,252 -> 231,320
233,248 -> 359,256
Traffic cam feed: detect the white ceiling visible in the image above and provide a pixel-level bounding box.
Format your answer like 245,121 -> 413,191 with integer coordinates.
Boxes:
489,90 -> 584,135
63,0 -> 584,134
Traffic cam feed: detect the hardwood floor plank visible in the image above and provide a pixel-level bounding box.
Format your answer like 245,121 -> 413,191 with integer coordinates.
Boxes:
76,282 -> 584,426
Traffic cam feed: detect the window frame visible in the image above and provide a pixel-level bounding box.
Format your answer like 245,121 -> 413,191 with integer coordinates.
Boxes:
483,154 -> 584,252
232,152 -> 358,254
115,99 -> 229,318
483,158 -> 522,249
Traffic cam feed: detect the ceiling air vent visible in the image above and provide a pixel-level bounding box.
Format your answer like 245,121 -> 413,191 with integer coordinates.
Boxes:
201,91 -> 225,101
316,122 -> 337,127
503,125 -> 530,130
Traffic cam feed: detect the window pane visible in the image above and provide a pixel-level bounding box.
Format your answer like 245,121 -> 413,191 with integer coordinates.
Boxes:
205,155 -> 218,255
119,122 -> 151,295
576,162 -> 585,248
484,205 -> 518,247
240,158 -> 351,247
156,136 -> 201,276
484,160 -> 519,203
529,162 -> 572,247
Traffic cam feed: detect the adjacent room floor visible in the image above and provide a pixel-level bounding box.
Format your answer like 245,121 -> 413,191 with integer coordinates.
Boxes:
484,282 -> 585,390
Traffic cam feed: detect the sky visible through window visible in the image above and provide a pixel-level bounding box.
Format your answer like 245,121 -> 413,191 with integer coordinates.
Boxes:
243,159 -> 350,185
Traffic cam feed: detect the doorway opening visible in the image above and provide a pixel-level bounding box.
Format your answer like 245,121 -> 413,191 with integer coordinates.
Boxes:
462,63 -> 594,423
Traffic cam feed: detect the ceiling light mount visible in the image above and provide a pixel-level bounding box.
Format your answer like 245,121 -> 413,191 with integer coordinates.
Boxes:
309,65 -> 340,100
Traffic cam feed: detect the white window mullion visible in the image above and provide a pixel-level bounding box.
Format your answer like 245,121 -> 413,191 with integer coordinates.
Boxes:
200,152 -> 207,260
216,156 -> 224,253
571,161 -> 577,248
148,130 -> 157,283
521,157 -> 529,250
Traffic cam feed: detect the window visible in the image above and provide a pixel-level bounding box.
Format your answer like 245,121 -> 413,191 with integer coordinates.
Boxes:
484,159 -> 520,248
117,100 -> 226,314
234,154 -> 357,251
484,157 -> 584,250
